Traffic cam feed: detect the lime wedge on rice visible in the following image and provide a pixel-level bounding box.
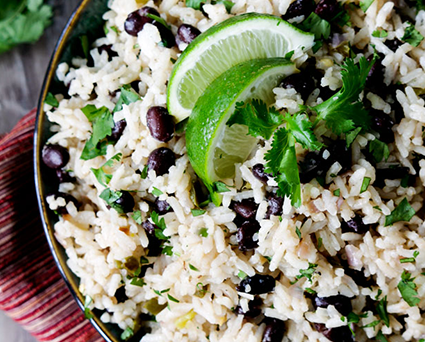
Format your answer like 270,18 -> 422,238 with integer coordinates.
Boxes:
167,13 -> 314,122
186,58 -> 297,206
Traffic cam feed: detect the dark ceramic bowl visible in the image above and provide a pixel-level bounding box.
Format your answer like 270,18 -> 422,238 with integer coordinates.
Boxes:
34,1 -> 144,341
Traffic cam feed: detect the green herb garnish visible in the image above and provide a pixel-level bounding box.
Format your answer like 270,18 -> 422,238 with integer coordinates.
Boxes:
91,153 -> 122,186
384,198 -> 415,226
199,228 -> 208,237
120,327 -> 134,340
401,23 -> 424,47
84,295 -> 94,319
360,177 -> 371,193
397,271 -> 420,307
191,209 -> 206,216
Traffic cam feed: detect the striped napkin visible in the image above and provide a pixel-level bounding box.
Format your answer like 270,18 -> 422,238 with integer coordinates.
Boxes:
0,110 -> 103,342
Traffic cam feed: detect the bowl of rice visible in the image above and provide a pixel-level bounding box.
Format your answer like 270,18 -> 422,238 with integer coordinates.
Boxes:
34,0 -> 425,341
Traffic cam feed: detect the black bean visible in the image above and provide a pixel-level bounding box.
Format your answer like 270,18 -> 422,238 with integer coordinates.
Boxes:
374,167 -> 410,188
142,221 -> 162,256
385,38 -> 403,52
55,169 -> 76,183
236,220 -> 261,251
299,142 -> 352,184
314,323 -> 354,342
314,0 -> 339,21
124,6 -> 159,36
114,191 -> 135,213
155,198 -> 173,214
319,86 -> 337,101
262,318 -> 285,342
139,264 -> 153,278
341,215 -> 369,234
252,163 -> 270,184
232,199 -> 258,220
97,44 -> 118,60
280,73 -> 316,101
147,107 -> 175,142
235,296 -> 263,318
42,144 -> 70,169
50,192 -> 79,215
147,147 -> 176,176
154,22 -> 176,48
344,267 -> 374,288
109,119 -> 127,142
370,110 -> 394,143
114,286 -> 128,303
282,0 -> 315,20
313,295 -> 353,316
366,54 -> 388,97
176,24 -> 201,46
265,193 -> 284,219
237,274 -> 275,294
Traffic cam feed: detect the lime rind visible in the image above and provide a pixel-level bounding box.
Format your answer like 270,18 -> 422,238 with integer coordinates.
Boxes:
186,58 -> 298,206
167,13 -> 314,122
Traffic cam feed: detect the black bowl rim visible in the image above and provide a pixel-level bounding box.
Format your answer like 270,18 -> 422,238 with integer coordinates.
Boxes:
33,1 -> 117,341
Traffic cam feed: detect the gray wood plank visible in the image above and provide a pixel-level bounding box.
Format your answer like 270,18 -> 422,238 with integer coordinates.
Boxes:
0,1 -> 82,341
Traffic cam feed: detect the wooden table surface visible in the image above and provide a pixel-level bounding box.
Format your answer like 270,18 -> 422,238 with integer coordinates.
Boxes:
0,1 -> 81,340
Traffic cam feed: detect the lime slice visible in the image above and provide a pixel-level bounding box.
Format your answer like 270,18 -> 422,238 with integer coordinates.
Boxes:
186,58 -> 297,206
167,13 -> 314,122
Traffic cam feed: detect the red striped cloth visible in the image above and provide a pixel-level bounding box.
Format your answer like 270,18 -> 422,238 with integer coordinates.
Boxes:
0,110 -> 103,342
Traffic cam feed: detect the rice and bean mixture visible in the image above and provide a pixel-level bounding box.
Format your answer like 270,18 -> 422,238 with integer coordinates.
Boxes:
42,0 -> 425,341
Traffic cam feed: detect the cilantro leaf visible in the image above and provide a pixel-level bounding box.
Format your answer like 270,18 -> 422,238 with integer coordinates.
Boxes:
413,0 -> 425,12
292,263 -> 318,283
372,29 -> 388,38
113,84 -> 141,113
398,271 -> 420,307
189,264 -> 199,271
376,331 -> 389,342
81,138 -> 109,160
191,209 -> 206,216
376,296 -> 390,327
45,92 -> 59,107
151,211 -> 169,240
360,177 -> 371,193
99,188 -> 124,213
284,113 -> 323,151
369,139 -> 389,163
130,277 -> 146,287
199,228 -> 208,237
298,12 -> 331,41
83,295 -> 94,319
401,23 -> 424,47
167,294 -> 179,303
0,0 -> 52,55
312,57 -> 374,135
384,198 -> 415,226
213,181 -> 231,193
120,327 -> 134,340
227,100 -> 283,140
186,0 -> 203,10
360,0 -> 374,12
91,153 -> 122,186
132,210 -> 143,224
162,245 -> 173,255
265,128 -> 301,207
346,127 -> 362,147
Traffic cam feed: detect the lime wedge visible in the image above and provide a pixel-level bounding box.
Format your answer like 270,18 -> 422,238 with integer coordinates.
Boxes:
167,13 -> 314,122
186,58 -> 297,206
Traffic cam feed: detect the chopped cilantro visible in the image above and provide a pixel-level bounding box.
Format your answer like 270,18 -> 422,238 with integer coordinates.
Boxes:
305,287 -> 317,295
333,189 -> 341,197
384,198 -> 415,226
265,128 -> 301,207
298,12 -> 331,41
285,50 -> 295,59
199,228 -> 208,237
145,13 -> 171,30
213,181 -> 231,193
360,177 -> 371,193
132,210 -> 143,224
186,0 -> 234,13
292,263 -> 318,283
372,29 -> 388,38
189,264 -> 199,271
167,294 -> 180,303
195,282 -> 207,298
120,327 -> 134,340
400,251 -> 419,263
400,174 -> 409,188
361,320 -> 380,329
152,187 -> 163,196
401,23 -> 424,47
238,270 -> 247,279
214,0 -> 235,13
113,84 -> 141,113
162,245 -> 173,256
346,311 -> 368,324
140,165 -> 148,179
170,57 -> 176,64
346,127 -> 362,147
360,0 -> 374,12
81,105 -> 114,160
398,271 -> 420,307
110,26 -> 119,34
376,296 -> 390,327
311,56 -> 374,135
130,277 -> 146,287
91,153 -> 122,186
100,188 -> 124,213
186,0 -> 203,10
369,139 -> 390,163
295,227 -> 302,239
191,209 -> 206,216
373,206 -> 382,211
375,289 -> 382,300
317,237 -> 323,249
413,0 -> 425,12
140,256 -> 149,264
84,295 -> 94,319
45,92 -> 59,107
151,211 -> 169,241
376,331 -> 389,342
